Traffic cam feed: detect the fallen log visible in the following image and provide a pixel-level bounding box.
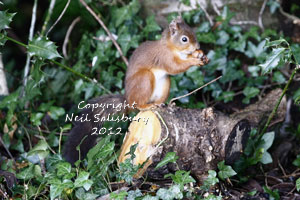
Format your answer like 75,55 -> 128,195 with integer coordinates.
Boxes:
118,88 -> 286,181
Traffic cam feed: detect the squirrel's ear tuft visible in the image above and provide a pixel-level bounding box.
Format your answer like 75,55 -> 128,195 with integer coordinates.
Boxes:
169,16 -> 182,36
175,16 -> 183,23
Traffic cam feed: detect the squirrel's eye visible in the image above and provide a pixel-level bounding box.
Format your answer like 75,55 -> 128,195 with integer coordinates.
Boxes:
181,35 -> 188,43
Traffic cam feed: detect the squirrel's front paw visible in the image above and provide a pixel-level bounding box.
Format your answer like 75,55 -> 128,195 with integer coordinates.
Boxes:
201,54 -> 209,65
192,49 -> 204,59
192,50 -> 209,66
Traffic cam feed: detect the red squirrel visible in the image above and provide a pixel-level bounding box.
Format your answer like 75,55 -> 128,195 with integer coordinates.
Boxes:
63,16 -> 209,164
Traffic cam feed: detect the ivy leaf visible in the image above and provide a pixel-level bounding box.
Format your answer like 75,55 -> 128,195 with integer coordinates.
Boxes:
28,140 -> 49,160
220,6 -> 235,23
50,179 -> 73,200
261,151 -> 273,164
0,10 -> 16,30
216,31 -> 229,45
117,33 -> 139,55
127,189 -> 143,200
117,158 -> 139,183
263,186 -> 280,200
268,0 -> 280,14
260,131 -> 275,151
56,162 -> 71,177
157,185 -> 183,200
219,91 -> 235,103
110,191 -> 128,200
16,164 -> 35,180
258,132 -> 275,164
86,136 -> 113,170
164,170 -> 195,190
49,180 -> 63,200
28,36 -> 62,59
155,152 -> 179,170
259,47 -> 285,74
142,195 -> 159,200
242,86 -> 260,104
201,170 -> 219,191
296,178 -> 300,192
144,15 -> 161,33
49,106 -> 65,120
30,112 -> 44,126
111,0 -> 140,27
246,41 -> 266,58
272,71 -> 286,84
74,171 -> 93,191
292,155 -> 300,167
125,143 -> 138,160
75,188 -> 99,200
217,161 -> 237,180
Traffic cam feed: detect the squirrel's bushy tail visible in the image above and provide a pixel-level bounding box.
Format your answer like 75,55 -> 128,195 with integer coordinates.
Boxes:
63,94 -> 127,165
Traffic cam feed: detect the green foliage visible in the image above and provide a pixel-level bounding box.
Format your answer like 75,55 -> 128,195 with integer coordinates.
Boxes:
74,171 -> 93,191
165,170 -> 196,190
268,0 -> 280,14
296,178 -> 300,192
28,36 -> 62,59
0,10 -> 15,30
201,170 -> 219,191
293,155 -> 300,167
156,185 -> 183,200
155,152 -> 179,169
217,161 -> 237,180
234,130 -> 275,174
263,186 -> 280,200
110,191 -> 128,200
116,143 -> 140,183
242,86 -> 260,104
28,140 -> 50,160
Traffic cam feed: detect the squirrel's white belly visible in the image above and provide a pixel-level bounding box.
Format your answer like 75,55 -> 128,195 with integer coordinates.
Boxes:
150,69 -> 168,102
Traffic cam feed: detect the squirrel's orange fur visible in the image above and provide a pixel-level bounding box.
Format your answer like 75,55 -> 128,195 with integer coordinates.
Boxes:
125,16 -> 208,109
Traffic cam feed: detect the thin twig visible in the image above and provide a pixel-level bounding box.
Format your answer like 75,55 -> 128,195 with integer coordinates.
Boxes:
169,76 -> 222,104
41,0 -> 56,35
46,0 -> 71,36
278,160 -> 287,177
230,20 -> 258,26
279,6 -> 300,24
21,0 -> 38,98
211,1 -> 221,16
0,135 -> 15,163
79,0 -> 129,67
58,128 -> 63,154
281,169 -> 300,179
197,1 -> 213,26
0,188 -> 8,199
258,0 -> 268,31
63,17 -> 81,59
25,125 -> 68,135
